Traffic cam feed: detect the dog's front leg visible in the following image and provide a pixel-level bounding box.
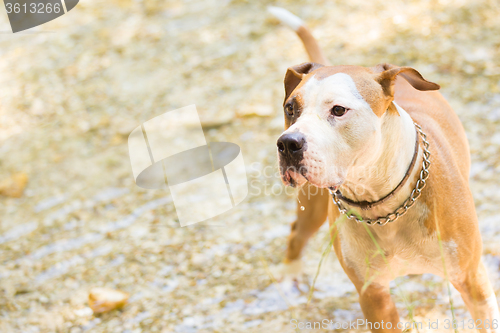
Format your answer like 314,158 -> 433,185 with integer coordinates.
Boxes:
332,228 -> 401,332
358,284 -> 402,333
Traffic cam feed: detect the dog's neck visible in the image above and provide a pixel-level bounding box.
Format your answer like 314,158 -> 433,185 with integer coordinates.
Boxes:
340,102 -> 418,205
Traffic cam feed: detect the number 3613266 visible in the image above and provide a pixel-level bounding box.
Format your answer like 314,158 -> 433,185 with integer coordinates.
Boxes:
5,2 -> 62,14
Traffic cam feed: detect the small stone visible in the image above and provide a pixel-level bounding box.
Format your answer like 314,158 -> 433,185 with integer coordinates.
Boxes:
88,288 -> 129,314
74,307 -> 93,317
237,104 -> 274,118
0,173 -> 28,198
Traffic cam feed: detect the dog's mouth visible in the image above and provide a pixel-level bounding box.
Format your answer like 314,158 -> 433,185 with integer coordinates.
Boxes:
282,169 -> 344,191
279,161 -> 345,190
282,168 -> 308,188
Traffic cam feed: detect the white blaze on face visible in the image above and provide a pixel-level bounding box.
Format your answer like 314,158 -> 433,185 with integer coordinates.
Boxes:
283,73 -> 382,188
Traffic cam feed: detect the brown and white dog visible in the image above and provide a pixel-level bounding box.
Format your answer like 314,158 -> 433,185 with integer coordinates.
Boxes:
269,6 -> 500,332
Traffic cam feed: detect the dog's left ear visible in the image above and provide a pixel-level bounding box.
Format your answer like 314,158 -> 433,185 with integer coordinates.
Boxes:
284,62 -> 324,105
375,63 -> 440,97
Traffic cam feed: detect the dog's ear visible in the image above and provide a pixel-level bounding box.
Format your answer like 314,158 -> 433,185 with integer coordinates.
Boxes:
375,63 -> 440,97
284,62 -> 324,105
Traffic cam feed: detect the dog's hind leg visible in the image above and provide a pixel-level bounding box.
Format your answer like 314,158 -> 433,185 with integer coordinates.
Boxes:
452,261 -> 500,333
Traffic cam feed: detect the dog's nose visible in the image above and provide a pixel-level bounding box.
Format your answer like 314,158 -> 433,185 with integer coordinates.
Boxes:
277,132 -> 306,155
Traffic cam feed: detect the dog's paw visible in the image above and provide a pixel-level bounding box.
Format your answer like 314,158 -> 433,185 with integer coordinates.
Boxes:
271,259 -> 304,282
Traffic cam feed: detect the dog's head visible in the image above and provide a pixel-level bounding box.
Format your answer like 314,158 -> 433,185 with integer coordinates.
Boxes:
277,63 -> 439,189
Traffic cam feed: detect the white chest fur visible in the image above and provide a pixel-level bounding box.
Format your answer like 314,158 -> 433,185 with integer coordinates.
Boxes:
337,201 -> 460,286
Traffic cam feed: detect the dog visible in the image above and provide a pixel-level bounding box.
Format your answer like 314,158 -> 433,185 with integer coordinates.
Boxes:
269,6 -> 500,332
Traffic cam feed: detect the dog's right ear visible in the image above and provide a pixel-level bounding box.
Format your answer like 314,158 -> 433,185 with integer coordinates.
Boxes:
284,62 -> 324,105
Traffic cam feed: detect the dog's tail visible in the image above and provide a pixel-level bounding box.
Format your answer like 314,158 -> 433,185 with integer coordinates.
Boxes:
268,6 -> 329,65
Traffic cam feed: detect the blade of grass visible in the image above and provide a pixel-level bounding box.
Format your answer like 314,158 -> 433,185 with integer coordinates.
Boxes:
361,271 -> 381,294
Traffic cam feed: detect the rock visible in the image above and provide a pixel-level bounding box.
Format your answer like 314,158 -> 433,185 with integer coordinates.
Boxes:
88,288 -> 129,314
0,173 -> 28,198
237,104 -> 274,118
200,115 -> 233,129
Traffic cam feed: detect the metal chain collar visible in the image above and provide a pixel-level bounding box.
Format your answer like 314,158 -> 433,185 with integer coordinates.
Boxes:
329,122 -> 431,226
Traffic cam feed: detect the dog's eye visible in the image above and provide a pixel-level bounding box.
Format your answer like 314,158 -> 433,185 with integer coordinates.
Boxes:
331,105 -> 347,117
285,103 -> 294,116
